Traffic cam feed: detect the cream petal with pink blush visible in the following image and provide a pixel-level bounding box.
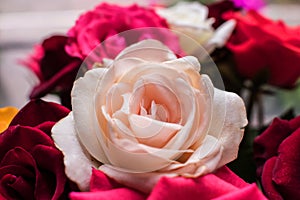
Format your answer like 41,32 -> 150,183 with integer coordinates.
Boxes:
52,39 -> 247,192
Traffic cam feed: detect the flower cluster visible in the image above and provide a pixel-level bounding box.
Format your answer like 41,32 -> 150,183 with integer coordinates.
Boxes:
22,2 -> 237,108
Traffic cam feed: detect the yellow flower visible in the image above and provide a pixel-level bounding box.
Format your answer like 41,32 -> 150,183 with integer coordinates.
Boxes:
0,106 -> 19,133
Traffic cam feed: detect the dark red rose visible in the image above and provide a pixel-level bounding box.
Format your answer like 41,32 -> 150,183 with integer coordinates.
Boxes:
69,166 -> 266,200
224,10 -> 300,88
254,116 -> 300,199
66,3 -> 183,63
0,99 -> 77,199
23,35 -> 82,108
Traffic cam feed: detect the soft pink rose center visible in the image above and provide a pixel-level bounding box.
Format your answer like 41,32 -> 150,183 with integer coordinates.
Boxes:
130,83 -> 181,124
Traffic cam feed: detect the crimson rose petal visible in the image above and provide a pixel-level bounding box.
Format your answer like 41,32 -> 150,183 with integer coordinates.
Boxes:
224,10 -> 300,88
254,115 -> 300,199
10,99 -> 69,127
0,100 -> 75,199
272,129 -> 300,199
261,157 -> 282,199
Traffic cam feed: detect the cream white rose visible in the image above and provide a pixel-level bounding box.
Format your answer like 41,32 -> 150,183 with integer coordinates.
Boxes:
52,39 -> 247,193
156,2 -> 236,57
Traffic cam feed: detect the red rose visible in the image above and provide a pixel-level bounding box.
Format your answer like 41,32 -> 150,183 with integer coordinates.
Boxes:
0,100 -> 76,199
224,10 -> 300,88
66,3 -> 183,62
23,36 -> 82,108
254,116 -> 300,199
69,167 -> 266,200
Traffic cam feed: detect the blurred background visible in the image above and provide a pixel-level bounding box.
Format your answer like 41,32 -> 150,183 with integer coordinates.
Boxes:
0,0 -> 300,111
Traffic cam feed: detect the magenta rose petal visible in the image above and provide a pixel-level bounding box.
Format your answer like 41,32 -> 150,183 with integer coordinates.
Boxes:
10,99 -> 69,127
213,184 -> 267,200
89,168 -> 122,192
70,189 -> 145,200
147,169 -> 266,200
65,3 -> 182,62
148,175 -> 234,199
69,168 -> 146,200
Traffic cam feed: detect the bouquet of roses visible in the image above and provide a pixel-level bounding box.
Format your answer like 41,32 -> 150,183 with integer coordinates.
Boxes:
1,0 -> 300,199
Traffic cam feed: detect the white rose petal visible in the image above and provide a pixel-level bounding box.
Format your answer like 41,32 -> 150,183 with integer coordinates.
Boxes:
52,113 -> 98,191
156,2 -> 236,57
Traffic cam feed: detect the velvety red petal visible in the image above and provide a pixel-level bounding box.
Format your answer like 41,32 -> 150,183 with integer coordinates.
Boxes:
31,145 -> 67,200
30,60 -> 80,100
34,121 -> 56,137
0,147 -> 37,200
254,118 -> 292,176
10,99 -> 69,127
272,128 -> 300,199
289,115 -> 300,130
261,157 -> 283,200
224,10 -> 300,88
0,126 -> 53,160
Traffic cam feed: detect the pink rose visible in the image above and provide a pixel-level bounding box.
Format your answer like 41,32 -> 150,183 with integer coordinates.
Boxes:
0,100 -> 77,199
254,116 -> 300,199
69,166 -> 266,200
24,3 -> 183,108
224,10 -> 300,88
66,3 -> 183,63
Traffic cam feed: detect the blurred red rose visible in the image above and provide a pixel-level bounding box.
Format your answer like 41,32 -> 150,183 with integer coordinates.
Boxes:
65,3 -> 183,62
23,36 -> 82,108
224,10 -> 300,88
69,166 -> 266,200
0,100 -> 77,199
254,116 -> 300,199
